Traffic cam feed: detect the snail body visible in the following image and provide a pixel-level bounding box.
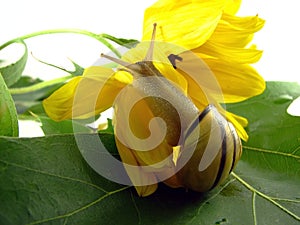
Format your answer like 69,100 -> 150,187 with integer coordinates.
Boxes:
101,24 -> 242,194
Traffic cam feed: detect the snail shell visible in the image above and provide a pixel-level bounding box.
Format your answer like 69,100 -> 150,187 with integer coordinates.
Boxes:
101,23 -> 242,193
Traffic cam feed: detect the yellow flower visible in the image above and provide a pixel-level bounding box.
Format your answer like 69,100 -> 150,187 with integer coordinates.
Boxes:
43,67 -> 132,121
142,0 -> 265,141
43,0 -> 265,196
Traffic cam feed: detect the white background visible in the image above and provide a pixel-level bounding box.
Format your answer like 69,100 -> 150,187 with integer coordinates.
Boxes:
1,0 -> 299,136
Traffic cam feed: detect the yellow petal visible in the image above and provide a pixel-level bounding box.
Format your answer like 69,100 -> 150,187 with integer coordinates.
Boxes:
121,44 -> 146,64
122,41 -> 185,64
216,105 -> 249,141
202,58 -> 266,103
228,111 -> 248,128
115,138 -> 158,197
224,0 -> 241,15
113,83 -> 181,195
43,76 -> 81,121
159,50 -> 218,111
43,67 -> 132,121
162,173 -> 183,188
194,41 -> 263,64
228,115 -> 248,141
155,62 -> 188,95
209,14 -> 265,48
143,0 -> 225,50
120,40 -> 198,97
83,66 -> 133,84
149,50 -> 251,141
113,84 -> 178,166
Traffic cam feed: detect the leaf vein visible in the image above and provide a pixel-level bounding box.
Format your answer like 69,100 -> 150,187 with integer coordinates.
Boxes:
0,158 -> 107,193
26,186 -> 130,225
244,146 -> 300,160
187,178 -> 236,224
232,172 -> 300,221
271,197 -> 300,203
291,145 -> 300,155
130,189 -> 142,225
252,192 -> 257,225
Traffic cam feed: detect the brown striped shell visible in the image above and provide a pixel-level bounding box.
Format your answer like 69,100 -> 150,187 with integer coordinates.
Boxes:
176,104 -> 242,192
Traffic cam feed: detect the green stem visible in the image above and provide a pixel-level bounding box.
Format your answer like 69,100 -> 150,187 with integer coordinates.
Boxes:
9,75 -> 72,94
0,29 -> 122,58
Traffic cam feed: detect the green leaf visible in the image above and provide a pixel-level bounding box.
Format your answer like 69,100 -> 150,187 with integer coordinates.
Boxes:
0,41 -> 28,87
70,59 -> 85,76
226,81 -> 300,224
10,76 -> 69,114
11,76 -> 63,103
16,101 -> 46,119
0,133 -> 123,225
102,33 -> 139,48
0,82 -> 299,225
39,116 -> 93,135
12,84 -> 64,114
0,73 -> 18,136
8,59 -> 83,113
10,76 -> 43,88
98,118 -> 114,134
31,55 -> 84,76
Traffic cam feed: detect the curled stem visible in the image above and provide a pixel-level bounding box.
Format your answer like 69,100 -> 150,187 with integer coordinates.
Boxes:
9,75 -> 72,95
0,29 -> 122,58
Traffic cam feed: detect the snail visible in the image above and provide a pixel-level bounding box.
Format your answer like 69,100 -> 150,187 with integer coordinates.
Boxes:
101,23 -> 242,194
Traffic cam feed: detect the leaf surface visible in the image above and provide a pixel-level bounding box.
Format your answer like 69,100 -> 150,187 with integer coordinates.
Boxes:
0,41 -> 28,87
0,81 -> 299,225
0,73 -> 18,136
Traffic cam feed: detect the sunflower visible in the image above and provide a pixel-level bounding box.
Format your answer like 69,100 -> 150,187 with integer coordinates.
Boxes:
43,0 -> 265,196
